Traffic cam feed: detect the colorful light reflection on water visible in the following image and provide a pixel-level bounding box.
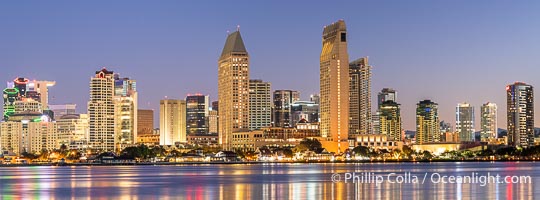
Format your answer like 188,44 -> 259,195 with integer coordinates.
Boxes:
0,162 -> 538,199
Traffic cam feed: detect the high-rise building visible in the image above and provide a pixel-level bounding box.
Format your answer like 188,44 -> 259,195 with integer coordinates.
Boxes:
218,30 -> 250,149
379,100 -> 402,141
319,20 -> 350,153
456,103 -> 475,142
377,88 -> 396,108
159,99 -> 186,145
114,76 -> 138,149
249,80 -> 271,130
416,100 -> 440,144
208,109 -> 219,134
480,102 -> 497,142
88,68 -> 116,152
28,80 -> 56,110
506,82 -> 534,148
290,101 -> 319,127
137,109 -> 154,136
272,90 -> 300,127
186,94 -> 209,135
349,57 -> 372,136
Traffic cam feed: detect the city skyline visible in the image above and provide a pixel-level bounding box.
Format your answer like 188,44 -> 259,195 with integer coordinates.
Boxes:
2,2 -> 540,130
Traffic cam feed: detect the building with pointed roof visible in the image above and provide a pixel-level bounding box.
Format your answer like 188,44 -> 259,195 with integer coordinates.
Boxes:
218,30 -> 250,150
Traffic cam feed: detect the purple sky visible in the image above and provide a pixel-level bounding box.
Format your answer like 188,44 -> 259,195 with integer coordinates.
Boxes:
1,1 -> 540,130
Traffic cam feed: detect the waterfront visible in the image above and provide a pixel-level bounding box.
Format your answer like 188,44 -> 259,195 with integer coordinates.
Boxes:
0,162 -> 538,199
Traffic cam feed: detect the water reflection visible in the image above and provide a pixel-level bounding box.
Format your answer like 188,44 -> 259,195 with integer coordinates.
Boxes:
0,162 -> 538,199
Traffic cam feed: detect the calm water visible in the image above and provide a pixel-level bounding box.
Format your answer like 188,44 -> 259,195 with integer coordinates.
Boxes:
0,162 -> 538,199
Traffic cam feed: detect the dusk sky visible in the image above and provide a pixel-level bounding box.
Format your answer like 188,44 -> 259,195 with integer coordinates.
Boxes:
1,1 -> 540,130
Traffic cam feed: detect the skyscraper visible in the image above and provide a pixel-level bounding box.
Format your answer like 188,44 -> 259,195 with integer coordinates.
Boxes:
456,103 -> 475,142
160,99 -> 186,145
349,57 -> 372,136
137,109 -> 154,136
506,82 -> 534,148
249,80 -> 271,130
480,102 -> 497,141
114,75 -> 138,149
319,20 -> 349,153
272,90 -> 300,127
416,100 -> 440,144
88,68 -> 116,152
186,94 -> 209,135
218,30 -> 250,149
377,88 -> 396,108
28,80 -> 56,110
379,100 -> 402,141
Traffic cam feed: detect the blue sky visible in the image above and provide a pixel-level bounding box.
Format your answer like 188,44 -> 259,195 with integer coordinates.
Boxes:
1,1 -> 540,130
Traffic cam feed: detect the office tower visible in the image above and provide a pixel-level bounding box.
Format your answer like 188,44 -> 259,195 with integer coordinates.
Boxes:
88,68 -> 116,152
49,104 -> 77,118
290,101 -> 319,127
349,57 -> 372,136
249,80 -> 271,130
379,100 -> 402,141
160,99 -> 186,145
56,114 -> 89,148
208,109 -> 219,134
416,100 -> 440,144
319,20 -> 350,153
507,82 -> 534,148
310,94 -> 320,105
28,80 -> 56,110
272,90 -> 300,127
480,102 -> 497,141
137,109 -> 154,136
456,103 -> 475,142
218,30 -> 250,149
212,101 -> 219,111
378,88 -> 397,108
114,75 -> 138,148
186,94 -> 209,135
3,88 -> 19,120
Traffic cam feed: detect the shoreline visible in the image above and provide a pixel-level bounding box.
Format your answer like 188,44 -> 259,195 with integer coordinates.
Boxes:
0,159 -> 535,167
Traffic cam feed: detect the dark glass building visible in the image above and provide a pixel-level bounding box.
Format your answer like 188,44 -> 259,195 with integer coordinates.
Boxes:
186,94 -> 209,135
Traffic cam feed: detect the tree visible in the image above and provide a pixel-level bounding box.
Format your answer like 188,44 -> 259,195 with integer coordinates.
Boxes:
294,139 -> 322,152
422,151 -> 433,160
352,146 -> 370,157
402,146 -> 413,159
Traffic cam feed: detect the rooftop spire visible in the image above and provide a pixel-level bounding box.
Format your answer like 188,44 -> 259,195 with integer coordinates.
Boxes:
220,30 -> 247,59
